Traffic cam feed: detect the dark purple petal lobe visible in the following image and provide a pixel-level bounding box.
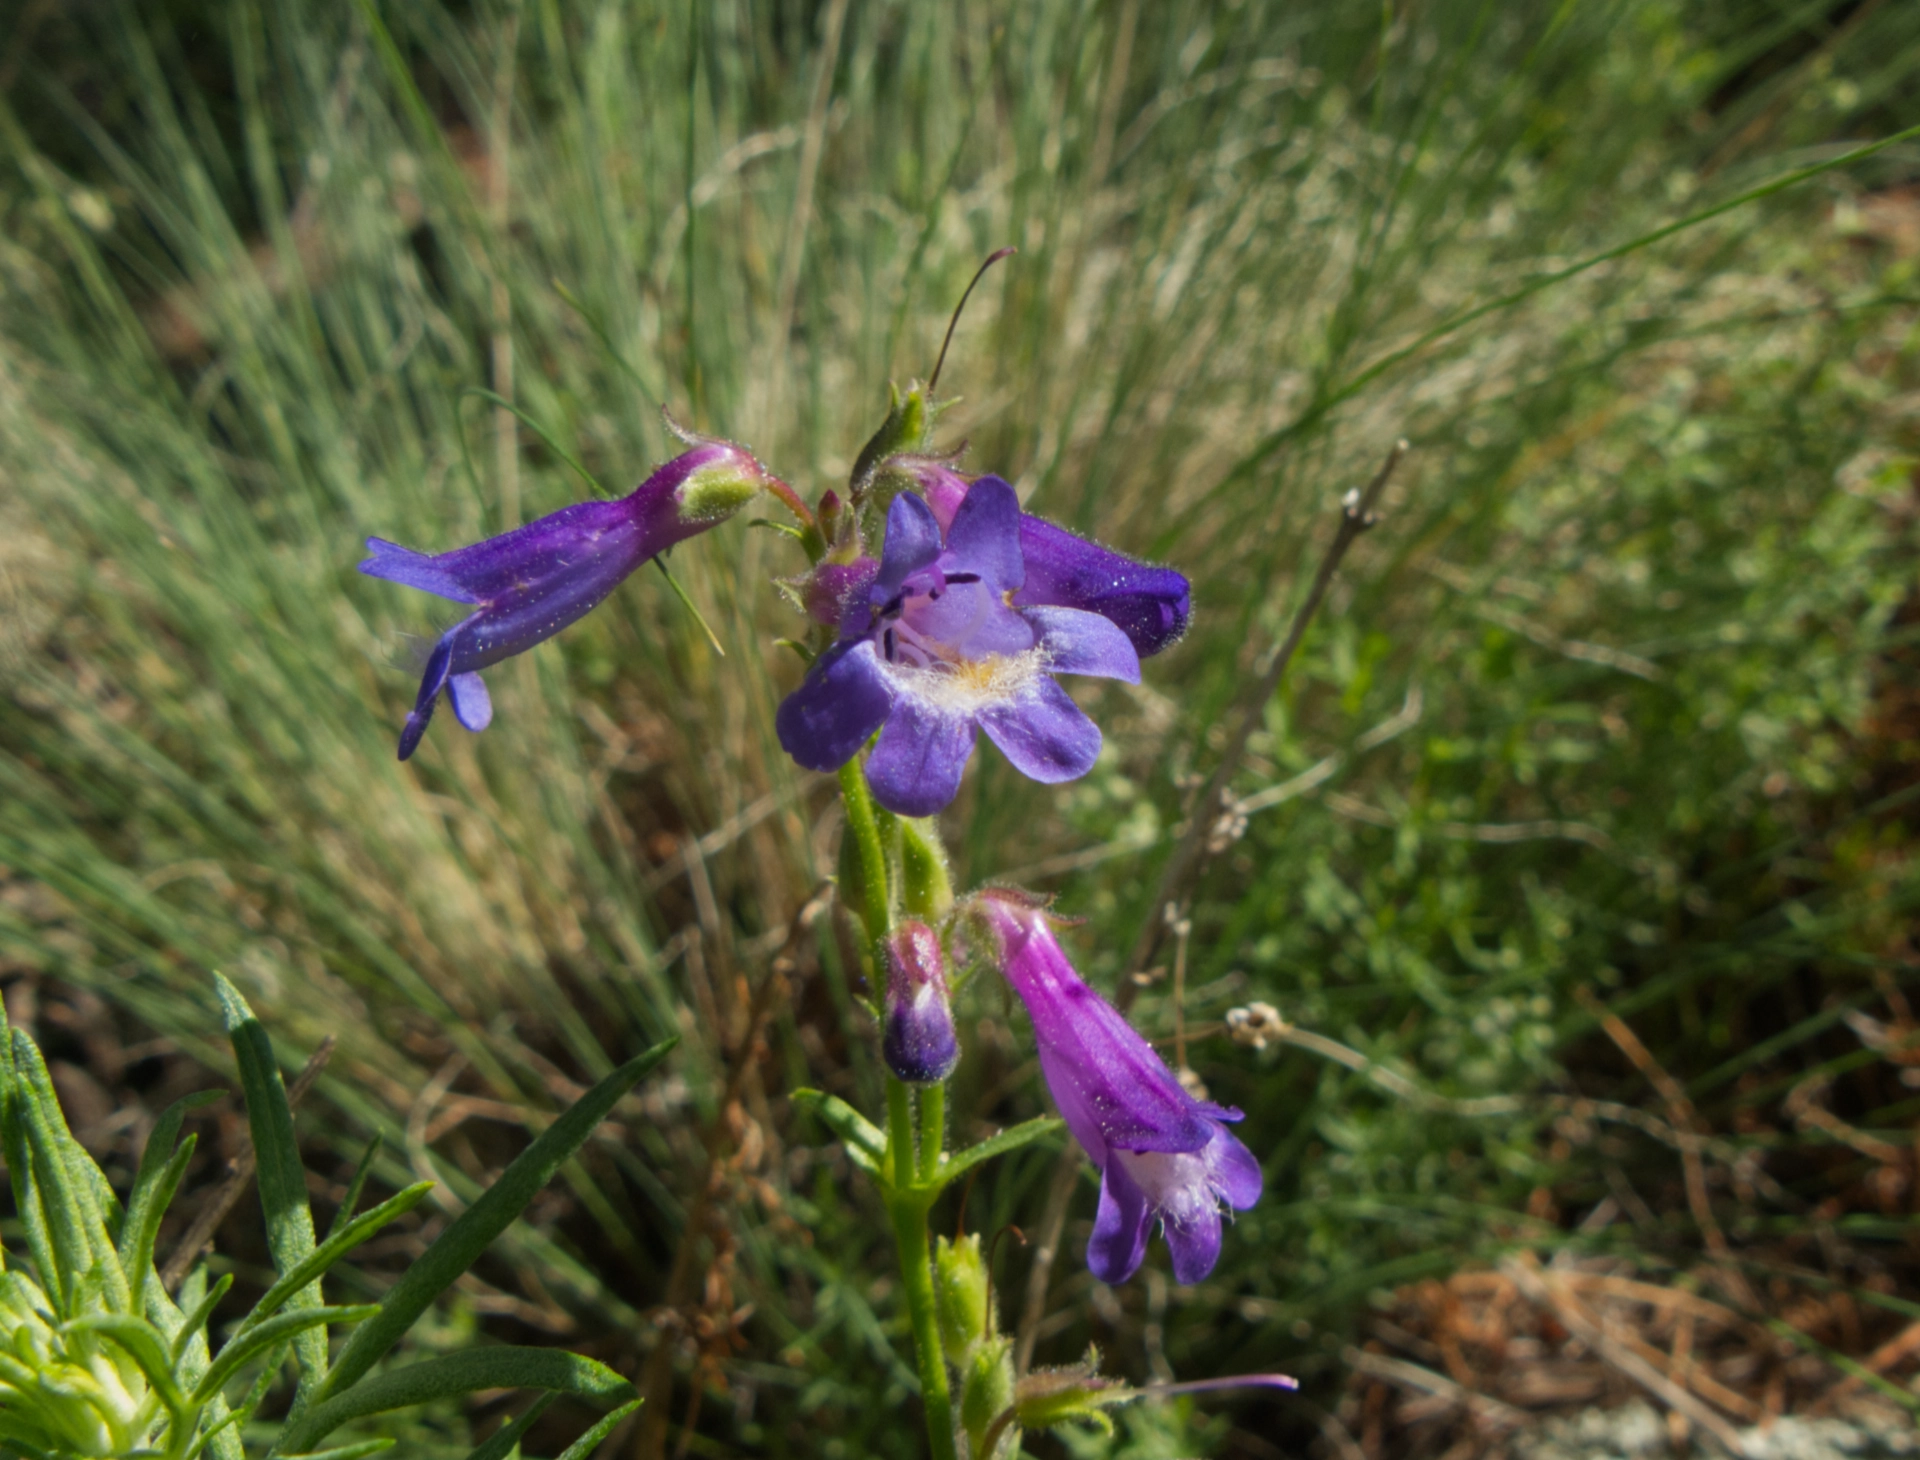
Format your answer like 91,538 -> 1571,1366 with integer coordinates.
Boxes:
944,476 -> 1025,595
776,640 -> 895,772
398,637 -> 454,760
360,540 -> 481,603
864,694 -> 976,816
874,493 -> 944,600
1089,1160 -> 1152,1286
977,678 -> 1102,784
1210,1127 -> 1265,1210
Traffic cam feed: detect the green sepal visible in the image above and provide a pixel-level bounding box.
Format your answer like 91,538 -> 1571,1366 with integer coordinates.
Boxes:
898,818 -> 953,921
791,1089 -> 887,1178
1013,1349 -> 1130,1435
849,380 -> 932,495
933,1234 -> 990,1365
959,1335 -> 1015,1457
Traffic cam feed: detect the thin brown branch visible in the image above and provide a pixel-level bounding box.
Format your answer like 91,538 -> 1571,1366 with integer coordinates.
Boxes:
160,1036 -> 335,1293
1121,440 -> 1407,1007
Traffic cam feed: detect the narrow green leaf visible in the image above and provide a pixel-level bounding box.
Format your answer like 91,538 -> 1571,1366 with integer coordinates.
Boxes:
460,388 -> 608,498
63,1313 -> 187,1427
172,1272 -> 237,1361
793,1089 -> 887,1163
120,1090 -> 223,1272
281,1443 -> 396,1460
280,1348 -> 636,1456
463,1393 -> 558,1460
215,974 -> 327,1394
193,1306 -> 379,1406
1,1041 -> 62,1310
9,1028 -> 124,1313
315,1038 -> 676,1405
552,1396 -> 643,1460
323,1138 -> 384,1245
241,1184 -> 434,1337
121,1135 -> 197,1310
931,1118 -> 1063,1190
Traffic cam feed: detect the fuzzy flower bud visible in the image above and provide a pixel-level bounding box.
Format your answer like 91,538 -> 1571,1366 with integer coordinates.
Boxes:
882,920 -> 959,1086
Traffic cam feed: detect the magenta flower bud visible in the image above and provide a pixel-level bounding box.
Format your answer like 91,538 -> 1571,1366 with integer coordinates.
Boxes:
973,891 -> 1261,1285
883,921 -> 959,1086
360,440 -> 767,759
803,556 -> 880,628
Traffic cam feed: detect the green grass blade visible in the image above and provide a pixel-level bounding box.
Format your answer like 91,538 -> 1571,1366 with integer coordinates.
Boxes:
322,1138 -> 384,1246
462,1393 -> 558,1460
551,1396 -> 643,1460
279,1348 -> 636,1456
314,1038 -> 676,1404
214,974 -> 327,1397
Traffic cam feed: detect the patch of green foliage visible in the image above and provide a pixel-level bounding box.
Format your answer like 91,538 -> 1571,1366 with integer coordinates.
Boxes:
2,0 -> 1918,1454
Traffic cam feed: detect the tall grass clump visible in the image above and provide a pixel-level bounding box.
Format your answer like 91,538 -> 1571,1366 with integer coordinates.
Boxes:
3,0 -> 1919,1454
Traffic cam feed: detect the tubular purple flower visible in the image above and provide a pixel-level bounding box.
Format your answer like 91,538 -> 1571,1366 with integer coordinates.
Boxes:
774,478 -> 1142,816
361,441 -> 767,759
972,892 -> 1261,1286
882,921 -> 959,1086
898,460 -> 1192,659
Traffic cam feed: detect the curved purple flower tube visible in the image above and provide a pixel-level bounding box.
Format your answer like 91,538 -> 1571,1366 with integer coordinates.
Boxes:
976,891 -> 1262,1285
774,478 -> 1142,816
361,442 -> 765,759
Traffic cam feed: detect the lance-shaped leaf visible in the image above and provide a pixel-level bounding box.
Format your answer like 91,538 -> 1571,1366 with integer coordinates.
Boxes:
279,1442 -> 397,1460
463,1393 -> 558,1460
194,1305 -> 379,1406
792,1088 -> 887,1177
172,1273 -> 237,1361
63,1312 -> 188,1430
313,1038 -> 676,1405
238,1183 -> 434,1336
930,1117 -> 1063,1191
9,1028 -> 126,1314
120,1089 -> 223,1293
323,1137 -> 383,1244
278,1348 -> 636,1455
216,974 -> 327,1394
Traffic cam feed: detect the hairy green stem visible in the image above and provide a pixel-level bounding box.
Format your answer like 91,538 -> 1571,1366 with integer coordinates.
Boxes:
918,1082 -> 945,1185
888,1080 -> 957,1460
838,759 -> 893,942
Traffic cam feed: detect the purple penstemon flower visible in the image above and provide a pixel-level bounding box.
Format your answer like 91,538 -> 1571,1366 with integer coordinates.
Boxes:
775,477 -> 1143,816
361,440 -> 767,760
973,891 -> 1262,1286
901,460 -> 1191,659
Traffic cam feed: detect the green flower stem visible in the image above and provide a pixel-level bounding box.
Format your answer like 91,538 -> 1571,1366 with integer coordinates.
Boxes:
887,1079 -> 957,1460
918,1081 -> 945,1186
837,759 -> 893,943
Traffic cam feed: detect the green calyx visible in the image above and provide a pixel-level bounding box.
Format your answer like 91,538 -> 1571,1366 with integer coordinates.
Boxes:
677,460 -> 765,524
933,1235 -> 990,1364
850,380 -> 952,496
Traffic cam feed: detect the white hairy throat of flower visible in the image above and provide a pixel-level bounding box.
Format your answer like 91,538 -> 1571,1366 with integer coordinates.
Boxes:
881,644 -> 1050,718
1113,1147 -> 1219,1226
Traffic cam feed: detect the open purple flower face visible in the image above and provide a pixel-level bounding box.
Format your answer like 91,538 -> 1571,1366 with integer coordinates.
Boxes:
907,462 -> 1192,659
774,478 -> 1142,816
361,442 -> 763,760
977,893 -> 1262,1285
